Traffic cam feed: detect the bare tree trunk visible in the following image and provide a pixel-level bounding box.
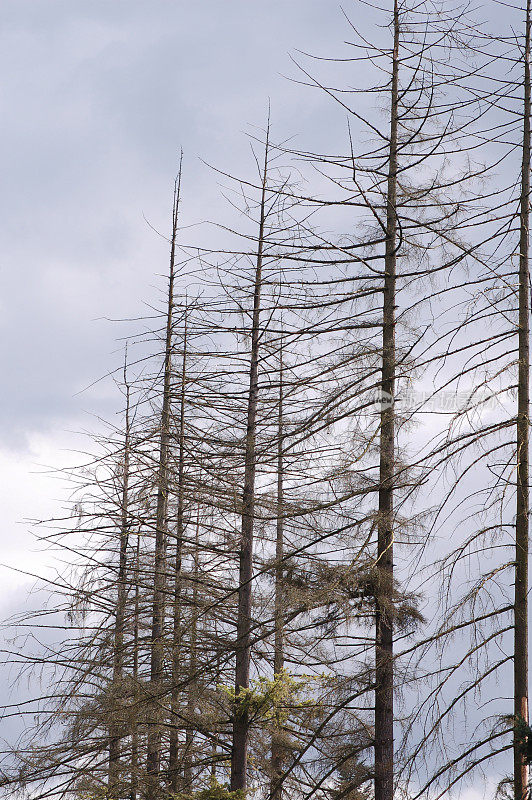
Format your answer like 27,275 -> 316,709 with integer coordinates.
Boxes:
169,312 -> 188,795
230,125 -> 270,793
146,164 -> 182,800
131,534 -> 140,800
108,358 -> 132,798
271,337 -> 285,800
211,645 -> 221,783
183,509 -> 200,790
515,3 -> 531,797
375,6 -> 399,800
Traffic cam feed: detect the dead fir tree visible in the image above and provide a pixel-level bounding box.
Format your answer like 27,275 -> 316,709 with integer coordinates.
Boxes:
271,0 -> 505,794
146,161 -> 183,800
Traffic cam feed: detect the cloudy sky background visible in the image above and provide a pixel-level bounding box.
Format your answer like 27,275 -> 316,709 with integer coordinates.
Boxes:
0,0 -> 355,595
0,3 -> 515,797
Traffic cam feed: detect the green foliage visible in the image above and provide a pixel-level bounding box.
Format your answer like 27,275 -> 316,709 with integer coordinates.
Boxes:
78,777 -> 246,800
514,714 -> 532,764
172,777 -> 246,800
219,668 -> 312,724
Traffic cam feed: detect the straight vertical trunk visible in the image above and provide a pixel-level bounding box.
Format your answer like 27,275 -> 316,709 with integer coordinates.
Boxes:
375,6 -> 399,800
108,360 -> 132,798
230,127 -> 270,792
168,313 -> 188,795
183,510 -> 200,790
146,165 -> 182,800
131,535 -> 140,800
515,3 -> 531,798
271,336 -> 285,800
211,646 -> 221,783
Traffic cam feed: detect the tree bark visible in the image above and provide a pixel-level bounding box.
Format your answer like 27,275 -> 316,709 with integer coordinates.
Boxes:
146,164 -> 182,800
169,312 -> 188,795
108,357 -> 132,798
183,508 -> 200,790
230,126 -> 270,793
375,5 -> 399,800
271,336 -> 285,800
131,534 -> 140,800
515,2 -> 531,797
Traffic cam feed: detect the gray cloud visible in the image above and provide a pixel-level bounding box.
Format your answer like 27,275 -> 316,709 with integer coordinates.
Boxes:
0,0 -> 349,448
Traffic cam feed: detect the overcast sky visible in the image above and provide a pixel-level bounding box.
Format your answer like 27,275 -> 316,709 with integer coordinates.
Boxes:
0,0 -> 358,597
0,4 -> 514,796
